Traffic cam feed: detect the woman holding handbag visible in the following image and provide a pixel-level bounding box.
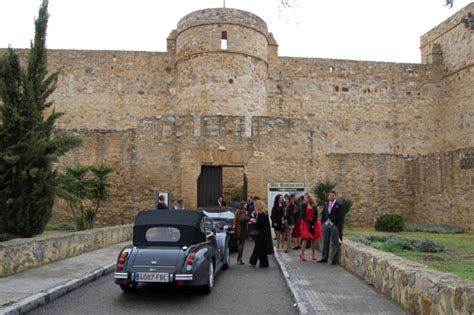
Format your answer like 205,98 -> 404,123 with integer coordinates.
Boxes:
249,200 -> 274,267
299,192 -> 322,261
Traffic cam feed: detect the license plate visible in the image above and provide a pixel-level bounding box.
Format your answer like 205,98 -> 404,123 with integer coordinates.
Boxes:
135,272 -> 169,283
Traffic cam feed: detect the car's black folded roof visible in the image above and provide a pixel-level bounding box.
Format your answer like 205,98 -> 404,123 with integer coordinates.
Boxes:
133,210 -> 206,246
134,209 -> 204,228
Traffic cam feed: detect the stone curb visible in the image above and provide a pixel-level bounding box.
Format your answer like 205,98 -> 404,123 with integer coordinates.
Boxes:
0,262 -> 115,315
273,251 -> 308,315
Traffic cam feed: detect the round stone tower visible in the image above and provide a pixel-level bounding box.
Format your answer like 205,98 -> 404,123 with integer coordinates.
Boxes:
175,8 -> 268,117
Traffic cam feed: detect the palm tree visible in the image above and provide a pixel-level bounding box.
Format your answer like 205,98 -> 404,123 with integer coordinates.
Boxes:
58,165 -> 94,228
313,181 -> 336,206
89,165 -> 114,228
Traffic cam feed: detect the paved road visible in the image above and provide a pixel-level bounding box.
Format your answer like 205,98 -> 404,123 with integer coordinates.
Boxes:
28,241 -> 297,315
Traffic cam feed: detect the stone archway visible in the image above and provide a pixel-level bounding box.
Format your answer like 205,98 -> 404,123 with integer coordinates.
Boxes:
179,149 -> 265,209
196,165 -> 248,208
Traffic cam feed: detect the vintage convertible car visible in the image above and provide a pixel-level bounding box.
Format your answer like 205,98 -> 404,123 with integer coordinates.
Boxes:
113,209 -> 230,293
200,206 -> 239,252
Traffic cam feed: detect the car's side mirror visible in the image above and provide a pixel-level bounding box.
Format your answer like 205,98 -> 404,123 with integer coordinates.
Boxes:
223,225 -> 229,232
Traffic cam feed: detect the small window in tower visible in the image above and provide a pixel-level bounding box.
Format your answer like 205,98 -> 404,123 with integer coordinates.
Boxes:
221,31 -> 228,50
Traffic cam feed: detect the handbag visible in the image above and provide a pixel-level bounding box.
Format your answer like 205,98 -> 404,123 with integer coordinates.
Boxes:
250,213 -> 259,240
250,229 -> 259,240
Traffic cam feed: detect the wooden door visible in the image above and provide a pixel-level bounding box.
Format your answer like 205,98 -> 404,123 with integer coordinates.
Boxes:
197,166 -> 223,207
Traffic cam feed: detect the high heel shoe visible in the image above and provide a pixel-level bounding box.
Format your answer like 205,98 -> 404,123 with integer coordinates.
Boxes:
299,254 -> 307,262
312,256 -> 317,261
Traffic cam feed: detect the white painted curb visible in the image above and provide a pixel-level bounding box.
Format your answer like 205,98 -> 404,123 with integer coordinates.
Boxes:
1,262 -> 115,315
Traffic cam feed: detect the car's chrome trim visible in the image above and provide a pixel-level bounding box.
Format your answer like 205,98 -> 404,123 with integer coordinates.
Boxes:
114,272 -> 128,279
175,274 -> 193,281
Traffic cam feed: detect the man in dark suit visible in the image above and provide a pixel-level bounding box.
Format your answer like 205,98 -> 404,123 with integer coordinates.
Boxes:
216,196 -> 226,207
318,190 -> 344,265
156,195 -> 168,209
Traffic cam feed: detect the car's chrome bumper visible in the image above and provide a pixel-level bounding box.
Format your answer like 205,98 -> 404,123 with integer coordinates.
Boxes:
114,272 -> 193,281
114,272 -> 128,279
175,274 -> 193,281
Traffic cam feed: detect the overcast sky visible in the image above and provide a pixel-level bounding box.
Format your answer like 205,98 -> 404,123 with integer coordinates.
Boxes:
0,0 -> 471,63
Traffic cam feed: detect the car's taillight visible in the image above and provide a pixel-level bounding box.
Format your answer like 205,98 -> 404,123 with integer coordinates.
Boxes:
117,251 -> 129,271
185,253 -> 196,271
186,253 -> 196,265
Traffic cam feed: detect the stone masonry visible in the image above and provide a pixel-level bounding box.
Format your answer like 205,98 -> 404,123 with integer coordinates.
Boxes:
1,5 -> 472,231
340,240 -> 474,314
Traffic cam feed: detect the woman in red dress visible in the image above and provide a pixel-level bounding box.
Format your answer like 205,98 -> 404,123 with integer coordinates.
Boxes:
299,192 -> 322,261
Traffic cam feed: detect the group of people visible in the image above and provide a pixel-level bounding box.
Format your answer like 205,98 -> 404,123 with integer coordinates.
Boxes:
233,190 -> 344,267
157,190 -> 344,267
233,196 -> 274,267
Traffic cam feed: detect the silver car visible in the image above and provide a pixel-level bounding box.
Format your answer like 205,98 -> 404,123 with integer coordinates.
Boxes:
114,209 -> 230,293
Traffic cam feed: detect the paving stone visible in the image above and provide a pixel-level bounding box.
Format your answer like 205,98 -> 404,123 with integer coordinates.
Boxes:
274,250 -> 408,315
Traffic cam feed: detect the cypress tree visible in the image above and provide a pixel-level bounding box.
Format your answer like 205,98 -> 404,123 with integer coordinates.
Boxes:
0,0 -> 81,237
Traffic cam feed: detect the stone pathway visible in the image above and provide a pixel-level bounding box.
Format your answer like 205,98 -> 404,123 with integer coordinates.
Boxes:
274,249 -> 409,314
0,242 -> 129,315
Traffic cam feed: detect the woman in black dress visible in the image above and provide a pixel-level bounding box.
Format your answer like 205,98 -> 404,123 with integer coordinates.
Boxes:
271,194 -> 285,251
249,200 -> 274,267
283,194 -> 296,253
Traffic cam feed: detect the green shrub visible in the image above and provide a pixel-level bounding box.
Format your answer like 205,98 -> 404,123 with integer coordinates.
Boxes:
375,214 -> 404,232
85,208 -> 95,228
351,234 -> 444,253
412,239 -> 445,253
350,235 -> 371,246
403,224 -> 464,234
75,217 -> 86,231
224,187 -> 243,207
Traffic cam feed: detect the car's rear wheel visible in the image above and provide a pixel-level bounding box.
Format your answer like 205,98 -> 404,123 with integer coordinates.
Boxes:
201,262 -> 214,294
120,282 -> 138,292
222,246 -> 230,270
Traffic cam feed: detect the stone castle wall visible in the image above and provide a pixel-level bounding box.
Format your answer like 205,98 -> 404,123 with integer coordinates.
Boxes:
268,58 -> 445,155
53,115 -> 416,230
1,49 -> 177,129
2,5 -> 472,231
415,3 -> 473,232
411,149 -> 474,232
419,3 -> 473,153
